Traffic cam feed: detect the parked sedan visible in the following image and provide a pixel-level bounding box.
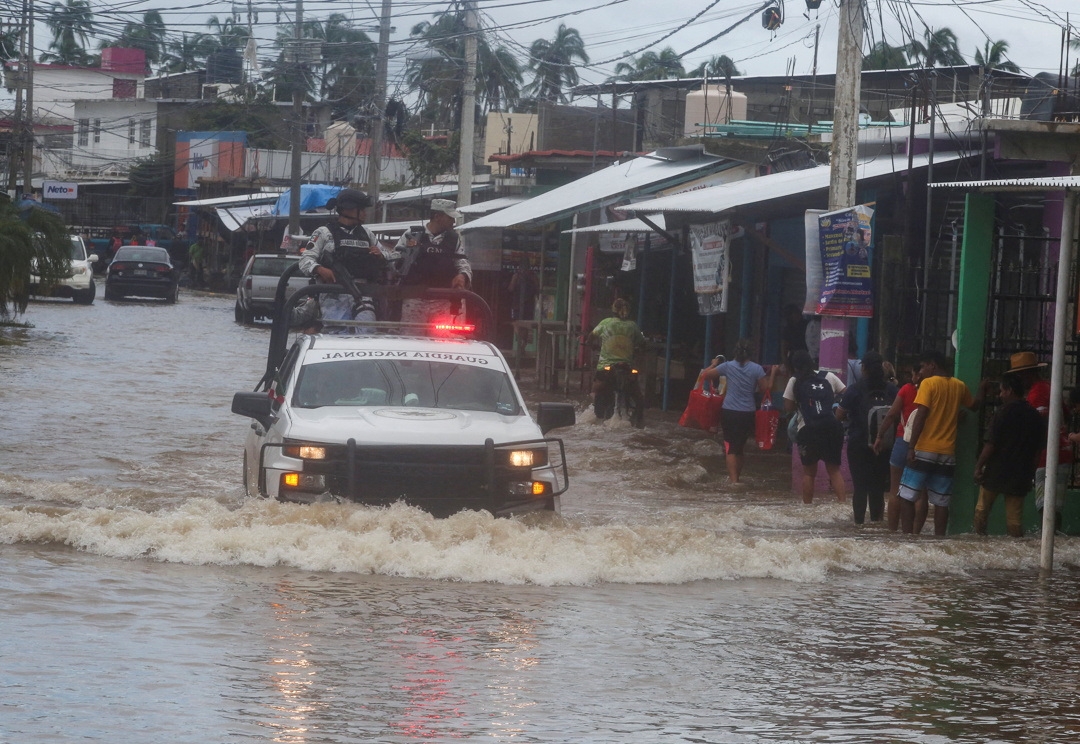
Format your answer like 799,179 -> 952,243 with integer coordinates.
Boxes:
104,246 -> 179,303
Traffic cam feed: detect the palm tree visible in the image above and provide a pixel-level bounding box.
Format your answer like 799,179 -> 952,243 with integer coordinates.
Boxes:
862,41 -> 909,70
102,10 -> 168,71
318,15 -> 376,119
905,27 -> 965,68
973,39 -> 1020,73
691,55 -> 741,79
162,33 -> 216,74
0,198 -> 71,319
205,15 -> 249,52
406,10 -> 522,128
523,24 -> 589,104
611,47 -> 685,81
42,0 -> 95,65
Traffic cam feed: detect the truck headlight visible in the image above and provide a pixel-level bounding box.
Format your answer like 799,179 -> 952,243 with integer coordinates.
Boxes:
283,444 -> 327,460
508,449 -> 547,468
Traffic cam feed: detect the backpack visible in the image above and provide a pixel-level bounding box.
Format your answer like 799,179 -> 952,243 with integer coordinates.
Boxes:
795,371 -> 836,425
865,386 -> 895,450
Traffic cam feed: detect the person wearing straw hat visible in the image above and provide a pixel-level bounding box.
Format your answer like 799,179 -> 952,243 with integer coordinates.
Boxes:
389,198 -> 472,325
1006,351 -> 1071,531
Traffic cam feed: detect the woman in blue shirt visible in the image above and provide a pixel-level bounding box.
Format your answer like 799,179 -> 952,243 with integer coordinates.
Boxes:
699,339 -> 775,487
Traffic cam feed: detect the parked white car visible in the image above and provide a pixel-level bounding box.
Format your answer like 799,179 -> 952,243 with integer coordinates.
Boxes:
29,235 -> 98,305
232,329 -> 575,517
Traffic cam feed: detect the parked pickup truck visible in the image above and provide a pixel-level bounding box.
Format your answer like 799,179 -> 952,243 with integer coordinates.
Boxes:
235,253 -> 309,323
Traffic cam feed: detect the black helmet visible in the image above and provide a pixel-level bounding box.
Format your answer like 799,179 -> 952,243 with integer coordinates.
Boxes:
331,188 -> 371,213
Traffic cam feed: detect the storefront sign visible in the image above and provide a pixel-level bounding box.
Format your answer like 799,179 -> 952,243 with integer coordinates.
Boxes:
42,181 -> 78,200
689,220 -> 732,316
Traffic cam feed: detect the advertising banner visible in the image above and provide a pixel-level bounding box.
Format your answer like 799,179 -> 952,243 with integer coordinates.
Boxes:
689,220 -> 732,316
811,205 -> 874,317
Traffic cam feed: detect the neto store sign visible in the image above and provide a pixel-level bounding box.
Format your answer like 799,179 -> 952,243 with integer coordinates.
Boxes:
43,181 -> 79,200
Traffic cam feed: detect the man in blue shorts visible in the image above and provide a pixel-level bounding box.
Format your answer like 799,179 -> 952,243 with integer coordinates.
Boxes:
900,350 -> 987,535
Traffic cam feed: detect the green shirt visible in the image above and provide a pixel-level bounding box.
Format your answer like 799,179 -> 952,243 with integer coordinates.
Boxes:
592,316 -> 645,370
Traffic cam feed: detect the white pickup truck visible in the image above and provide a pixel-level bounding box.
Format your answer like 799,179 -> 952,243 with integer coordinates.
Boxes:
231,281 -> 576,517
234,253 -> 309,323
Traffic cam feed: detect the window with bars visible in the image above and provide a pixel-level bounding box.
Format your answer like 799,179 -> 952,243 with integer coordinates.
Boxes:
140,119 -> 151,147
77,118 -> 89,147
128,119 -> 136,145
93,119 -> 101,144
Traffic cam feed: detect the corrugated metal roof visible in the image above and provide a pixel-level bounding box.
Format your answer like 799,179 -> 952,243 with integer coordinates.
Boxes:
618,151 -> 965,215
563,215 -> 666,234
378,183 -> 492,204
930,176 -> 1080,191
458,151 -> 734,231
457,196 -> 526,215
174,191 -> 283,207
217,204 -> 275,232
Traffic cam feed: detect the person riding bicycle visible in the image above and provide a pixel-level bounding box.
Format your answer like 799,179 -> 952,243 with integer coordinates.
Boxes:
589,298 -> 646,427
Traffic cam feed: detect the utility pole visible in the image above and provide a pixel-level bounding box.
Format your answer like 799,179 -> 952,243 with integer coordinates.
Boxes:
820,0 -> 865,381
456,0 -> 478,207
7,7 -> 26,193
22,0 -> 34,197
828,0 -> 864,212
366,0 -> 392,203
288,0 -> 304,237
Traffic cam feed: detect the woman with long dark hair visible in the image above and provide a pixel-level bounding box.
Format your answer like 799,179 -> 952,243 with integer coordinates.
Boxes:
837,351 -> 897,523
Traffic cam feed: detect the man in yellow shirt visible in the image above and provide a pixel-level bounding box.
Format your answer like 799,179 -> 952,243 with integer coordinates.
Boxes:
900,350 -> 986,536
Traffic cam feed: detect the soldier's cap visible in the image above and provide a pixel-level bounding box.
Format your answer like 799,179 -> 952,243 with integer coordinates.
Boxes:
431,198 -> 463,221
329,188 -> 372,213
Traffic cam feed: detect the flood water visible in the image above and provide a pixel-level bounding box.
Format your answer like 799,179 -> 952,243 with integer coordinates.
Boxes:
3,292 -> 1080,743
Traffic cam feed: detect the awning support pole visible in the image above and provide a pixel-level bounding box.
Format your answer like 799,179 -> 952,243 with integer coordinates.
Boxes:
663,237 -> 678,411
1041,189 -> 1078,577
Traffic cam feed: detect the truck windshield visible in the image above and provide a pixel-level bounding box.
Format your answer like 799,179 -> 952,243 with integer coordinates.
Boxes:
293,359 -> 521,415
69,237 -> 86,261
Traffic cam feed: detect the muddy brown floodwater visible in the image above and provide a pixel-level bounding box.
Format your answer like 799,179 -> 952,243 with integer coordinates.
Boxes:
3,292 -> 1080,743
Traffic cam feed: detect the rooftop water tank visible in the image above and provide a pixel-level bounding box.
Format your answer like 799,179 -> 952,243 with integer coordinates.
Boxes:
684,85 -> 748,137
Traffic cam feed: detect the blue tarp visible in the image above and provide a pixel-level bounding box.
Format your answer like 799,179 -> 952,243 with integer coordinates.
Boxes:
16,198 -> 61,216
271,185 -> 342,215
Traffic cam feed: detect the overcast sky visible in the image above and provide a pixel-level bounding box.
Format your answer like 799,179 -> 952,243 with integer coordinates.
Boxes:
10,0 -> 1080,105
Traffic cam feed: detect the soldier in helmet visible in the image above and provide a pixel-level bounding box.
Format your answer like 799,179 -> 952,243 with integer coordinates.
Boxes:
297,188 -> 388,329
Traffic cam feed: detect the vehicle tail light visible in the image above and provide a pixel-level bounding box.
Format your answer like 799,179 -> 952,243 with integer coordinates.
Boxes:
245,276 -> 252,290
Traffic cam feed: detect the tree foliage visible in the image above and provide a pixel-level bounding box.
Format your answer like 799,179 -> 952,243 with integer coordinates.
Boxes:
904,28 -> 965,68
862,41 -> 909,70
691,55 -> 741,79
101,10 -> 168,71
406,10 -> 522,129
523,24 -> 589,103
0,198 -> 71,319
42,0 -> 96,65
611,47 -> 686,81
400,129 -> 459,187
973,39 -> 1020,73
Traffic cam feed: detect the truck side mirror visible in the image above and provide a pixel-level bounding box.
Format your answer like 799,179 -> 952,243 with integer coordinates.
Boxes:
536,402 -> 575,434
232,392 -> 274,429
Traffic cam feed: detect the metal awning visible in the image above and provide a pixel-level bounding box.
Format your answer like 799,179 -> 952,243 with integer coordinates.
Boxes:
217,204 -> 275,232
618,151 -> 965,216
458,196 -> 526,216
562,215 -> 666,234
459,148 -> 736,232
174,191 -> 283,208
378,183 -> 492,205
930,176 -> 1080,191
